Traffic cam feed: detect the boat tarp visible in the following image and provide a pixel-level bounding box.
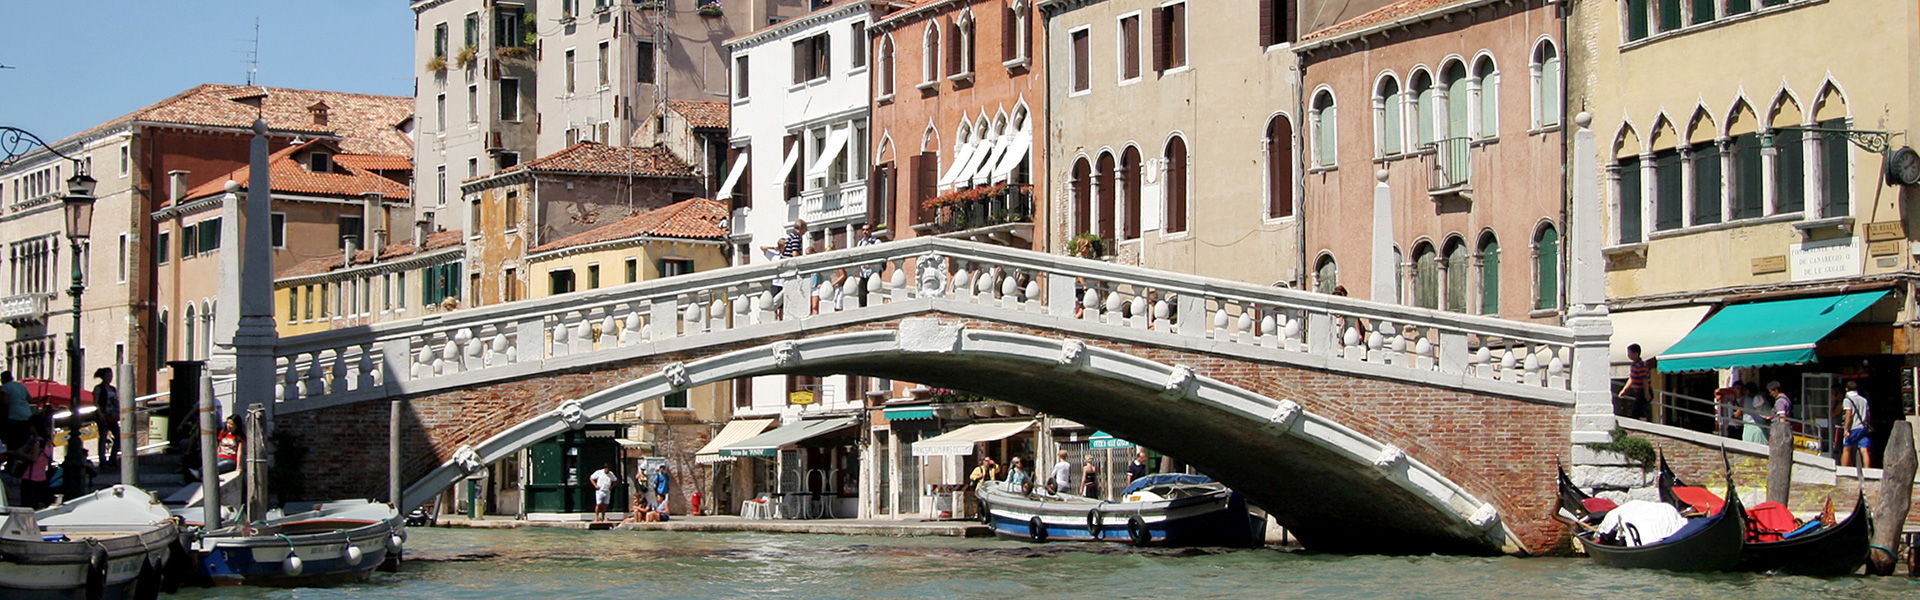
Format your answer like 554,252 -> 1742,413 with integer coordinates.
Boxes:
717,417 -> 854,458
1121,473 -> 1215,497
1656,291 -> 1887,373
912,420 -> 1034,457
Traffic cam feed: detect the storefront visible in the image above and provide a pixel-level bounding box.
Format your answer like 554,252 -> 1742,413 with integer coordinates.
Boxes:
910,420 -> 1037,519
694,418 -> 775,516
717,415 -> 862,519
522,422 -> 627,519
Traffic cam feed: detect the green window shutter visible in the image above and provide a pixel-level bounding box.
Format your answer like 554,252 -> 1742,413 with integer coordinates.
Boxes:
1773,128 -> 1806,214
397,272 -> 406,309
446,263 -> 463,301
1477,73 -> 1498,138
1726,0 -> 1751,15
1691,0 -> 1715,24
1658,0 -> 1682,31
1730,134 -> 1764,219
1479,239 -> 1501,315
1417,85 -> 1437,146
1383,91 -> 1404,154
1653,150 -> 1683,230
1627,0 -> 1651,40
1414,250 -> 1438,309
1821,119 -> 1851,217
1445,246 -> 1469,312
1535,228 -> 1559,310
664,391 -> 689,409
422,266 -> 438,304
1541,57 -> 1561,126
1619,157 -> 1643,243
181,225 -> 195,258
1446,84 -> 1469,140
1691,145 -> 1722,225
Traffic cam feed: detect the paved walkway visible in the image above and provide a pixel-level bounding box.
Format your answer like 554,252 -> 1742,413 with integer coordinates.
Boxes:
433,515 -> 993,537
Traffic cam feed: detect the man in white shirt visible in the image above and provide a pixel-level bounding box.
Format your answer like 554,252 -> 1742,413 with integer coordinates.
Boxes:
1840,380 -> 1872,468
590,466 -> 616,522
1051,450 -> 1072,494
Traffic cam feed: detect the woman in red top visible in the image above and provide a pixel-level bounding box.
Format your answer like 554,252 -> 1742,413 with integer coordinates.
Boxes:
216,415 -> 242,474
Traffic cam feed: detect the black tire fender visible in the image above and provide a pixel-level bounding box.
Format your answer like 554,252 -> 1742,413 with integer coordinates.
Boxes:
1028,516 -> 1048,543
84,542 -> 110,600
1086,508 -> 1103,540
1127,515 -> 1150,546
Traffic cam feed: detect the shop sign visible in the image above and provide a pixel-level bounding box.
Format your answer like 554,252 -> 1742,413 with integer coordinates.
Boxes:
1869,240 -> 1901,256
1751,255 -> 1787,275
1090,437 -> 1135,449
788,391 -> 816,405
1790,237 -> 1860,282
1866,221 -> 1904,242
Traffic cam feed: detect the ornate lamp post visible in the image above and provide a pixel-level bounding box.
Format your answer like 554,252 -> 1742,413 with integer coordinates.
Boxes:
61,171 -> 97,499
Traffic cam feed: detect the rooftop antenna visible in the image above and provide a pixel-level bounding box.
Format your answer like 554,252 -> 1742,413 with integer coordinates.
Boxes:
244,17 -> 260,86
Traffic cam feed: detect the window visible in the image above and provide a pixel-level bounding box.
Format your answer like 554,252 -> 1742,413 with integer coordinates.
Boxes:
499,78 -> 521,120
1626,0 -> 1651,41
587,264 -> 601,289
270,212 -> 286,248
180,224 -> 195,259
1691,139 -> 1722,226
1004,1 -> 1031,63
1314,255 -> 1339,294
637,40 -> 656,84
1258,0 -> 1290,47
1727,0 -> 1753,15
950,12 -> 975,77
434,22 -> 449,58
198,218 -> 222,254
1151,3 -> 1186,72
1070,28 -> 1091,92
309,152 -> 333,173
1311,90 -> 1337,167
1618,155 -> 1644,244
1728,106 -> 1763,219
503,267 -> 517,302
1533,225 -> 1559,310
1819,117 -> 1851,217
469,197 -> 482,237
156,231 -> 170,265
1164,135 -> 1188,234
1657,0 -> 1682,32
625,258 -> 638,283
734,56 -> 749,98
663,390 -> 690,409
422,262 -> 463,305
183,306 -> 196,360
1121,147 -> 1142,240
1266,116 -> 1294,218
1412,70 -> 1437,146
465,12 -> 480,48
658,259 -> 694,277
1071,158 -> 1092,236
116,234 -> 128,283
793,33 -> 831,84
549,269 -> 576,295
1375,75 -> 1404,156
1412,243 -> 1439,309
850,21 -> 867,69
1651,142 -> 1682,231
437,94 -> 447,131
338,215 -> 363,249
1096,153 -> 1116,239
504,190 -> 520,230
437,165 -> 447,207
1772,127 -> 1806,214
467,85 -> 478,123
1444,239 -> 1470,313
396,273 -> 406,308
1478,234 -> 1501,315
288,287 -> 299,325
1441,62 -> 1469,141
877,37 -> 895,97
1533,42 -> 1561,128
1473,57 -> 1498,138
598,42 -> 609,87
1118,15 -> 1140,81
922,23 -> 941,84
119,145 -> 129,177
565,49 -> 577,93
1692,0 -> 1716,24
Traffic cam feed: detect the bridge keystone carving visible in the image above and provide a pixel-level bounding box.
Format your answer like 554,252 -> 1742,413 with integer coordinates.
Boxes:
1055,339 -> 1086,369
1374,446 -> 1407,471
554,399 -> 586,429
897,318 -> 963,353
451,446 -> 483,474
770,340 -> 798,367
1265,400 -> 1303,432
662,362 -> 690,389
1469,503 -> 1501,529
1160,365 -> 1197,400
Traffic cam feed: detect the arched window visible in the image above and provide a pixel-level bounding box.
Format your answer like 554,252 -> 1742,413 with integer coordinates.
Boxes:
1315,254 -> 1339,294
1614,124 -> 1644,244
1411,70 -> 1437,147
202,301 -> 215,359
183,305 -> 196,361
1071,157 -> 1092,237
1164,135 -> 1189,233
1266,115 -> 1294,218
1532,41 -> 1561,128
922,22 -> 941,84
1769,93 -> 1807,214
878,36 -> 895,97
1121,146 -> 1142,240
1687,109 -> 1721,226
1477,233 -> 1501,315
1727,101 -> 1762,219
1533,224 -> 1559,311
1003,0 -> 1031,62
1648,116 -> 1681,231
1310,90 -> 1337,167
1473,55 -> 1498,138
1412,242 -> 1439,309
1444,237 -> 1470,312
1096,152 -> 1116,240
1814,83 -> 1851,218
1441,61 -> 1469,141
952,10 -> 976,76
1374,74 -> 1404,156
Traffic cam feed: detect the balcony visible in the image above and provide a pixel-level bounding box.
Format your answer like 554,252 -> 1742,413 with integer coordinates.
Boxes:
798,184 -> 868,225
1425,136 -> 1472,198
916,184 -> 1035,248
0,293 -> 50,324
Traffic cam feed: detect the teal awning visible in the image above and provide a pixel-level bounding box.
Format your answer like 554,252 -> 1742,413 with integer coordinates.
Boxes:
717,416 -> 858,457
882,406 -> 935,421
1089,431 -> 1134,450
1656,291 -> 1888,373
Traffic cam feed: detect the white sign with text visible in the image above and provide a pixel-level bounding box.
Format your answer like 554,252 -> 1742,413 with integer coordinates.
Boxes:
1790,237 -> 1860,282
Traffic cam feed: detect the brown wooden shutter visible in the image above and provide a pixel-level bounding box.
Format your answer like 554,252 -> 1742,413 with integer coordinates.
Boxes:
914,152 -> 938,224
1259,0 -> 1274,47
1072,30 -> 1090,90
1001,8 -> 1014,62
793,39 -> 807,84
1170,4 -> 1185,67
1151,7 -> 1168,72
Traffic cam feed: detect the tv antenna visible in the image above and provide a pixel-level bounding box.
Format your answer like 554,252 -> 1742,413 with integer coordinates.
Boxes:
244,17 -> 260,86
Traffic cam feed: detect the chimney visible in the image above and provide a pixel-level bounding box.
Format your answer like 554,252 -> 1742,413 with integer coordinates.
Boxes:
169,170 -> 190,203
416,218 -> 432,251
363,193 -> 387,256
343,236 -> 358,271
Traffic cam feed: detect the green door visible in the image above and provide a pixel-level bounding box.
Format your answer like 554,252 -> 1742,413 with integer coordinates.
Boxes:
526,438 -> 572,513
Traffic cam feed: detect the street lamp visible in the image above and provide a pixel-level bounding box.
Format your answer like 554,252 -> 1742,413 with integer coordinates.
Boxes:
61,170 -> 96,500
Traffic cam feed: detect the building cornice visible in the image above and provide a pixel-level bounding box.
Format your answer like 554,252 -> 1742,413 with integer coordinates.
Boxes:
1035,0 -> 1103,17
871,0 -> 970,33
729,1 -> 874,49
1292,0 -> 1514,56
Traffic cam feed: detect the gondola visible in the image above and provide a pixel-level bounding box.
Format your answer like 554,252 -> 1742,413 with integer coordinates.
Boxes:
1655,458 -> 1869,577
1557,465 -> 1745,572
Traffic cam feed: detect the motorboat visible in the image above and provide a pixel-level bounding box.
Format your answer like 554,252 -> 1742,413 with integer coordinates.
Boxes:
187,499 -> 403,587
976,474 -> 1260,547
0,485 -> 188,599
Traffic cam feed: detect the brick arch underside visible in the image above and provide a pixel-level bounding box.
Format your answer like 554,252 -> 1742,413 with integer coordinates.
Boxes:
280,315 -> 1571,555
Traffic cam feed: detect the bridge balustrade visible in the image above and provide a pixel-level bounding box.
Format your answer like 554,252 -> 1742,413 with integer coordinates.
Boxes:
272,238 -> 1576,412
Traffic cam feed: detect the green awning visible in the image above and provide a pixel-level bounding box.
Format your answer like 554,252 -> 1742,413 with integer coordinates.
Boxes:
1089,431 -> 1134,450
717,416 -> 858,458
1656,290 -> 1888,373
882,406 -> 936,421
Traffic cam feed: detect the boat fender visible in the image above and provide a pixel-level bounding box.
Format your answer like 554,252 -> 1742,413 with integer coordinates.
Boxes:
390,533 -> 405,554
1086,509 -> 1103,539
1028,517 -> 1048,543
84,541 -> 109,600
283,552 -> 304,576
978,508 -> 992,525
1127,516 -> 1150,546
344,543 -> 364,566
133,554 -> 162,600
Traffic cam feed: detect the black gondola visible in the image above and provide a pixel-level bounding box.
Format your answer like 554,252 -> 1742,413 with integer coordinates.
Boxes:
1557,465 -> 1746,572
1655,459 -> 1870,577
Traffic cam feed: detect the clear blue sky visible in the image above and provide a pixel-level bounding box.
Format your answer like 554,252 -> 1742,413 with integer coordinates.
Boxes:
0,0 -> 414,143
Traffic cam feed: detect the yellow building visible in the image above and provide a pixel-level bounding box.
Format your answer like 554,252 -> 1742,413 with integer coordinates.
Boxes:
273,228 -> 466,336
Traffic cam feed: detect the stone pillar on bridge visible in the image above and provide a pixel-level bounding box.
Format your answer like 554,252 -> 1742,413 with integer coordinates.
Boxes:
1565,112 -> 1615,447
209,119 -> 280,421
1370,169 -> 1396,304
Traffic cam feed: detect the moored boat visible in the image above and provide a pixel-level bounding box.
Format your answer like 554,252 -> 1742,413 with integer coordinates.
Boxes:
0,485 -> 188,600
189,499 -> 402,587
1558,466 -> 1745,572
1655,459 -> 1869,576
976,474 -> 1260,547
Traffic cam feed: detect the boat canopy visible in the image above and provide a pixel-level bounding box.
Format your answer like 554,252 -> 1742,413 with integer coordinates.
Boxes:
1121,473 -> 1215,497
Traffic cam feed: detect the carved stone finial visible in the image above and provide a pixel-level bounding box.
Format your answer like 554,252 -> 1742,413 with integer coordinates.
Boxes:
662,361 -> 690,389
554,399 -> 586,429
1574,112 -> 1593,128
1266,400 -> 1303,432
1375,169 -> 1390,183
452,445 -> 483,474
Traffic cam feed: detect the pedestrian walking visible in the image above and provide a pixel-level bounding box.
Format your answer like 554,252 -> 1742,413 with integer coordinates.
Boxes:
92,367 -> 121,465
1,371 -> 30,452
1618,344 -> 1652,420
1839,381 -> 1872,468
1081,454 -> 1100,500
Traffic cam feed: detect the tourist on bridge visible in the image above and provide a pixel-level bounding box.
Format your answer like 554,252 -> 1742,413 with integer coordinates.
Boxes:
0,371 -> 29,452
1051,450 -> 1072,494
1767,381 -> 1792,428
591,465 -> 616,522
762,220 -> 808,318
1838,380 -> 1872,468
1618,344 -> 1651,420
92,367 -> 121,465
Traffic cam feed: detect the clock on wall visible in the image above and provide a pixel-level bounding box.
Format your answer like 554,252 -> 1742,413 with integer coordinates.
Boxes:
1887,146 -> 1920,186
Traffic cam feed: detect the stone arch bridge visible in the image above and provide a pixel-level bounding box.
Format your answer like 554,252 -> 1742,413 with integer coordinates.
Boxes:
265,237 -> 1609,556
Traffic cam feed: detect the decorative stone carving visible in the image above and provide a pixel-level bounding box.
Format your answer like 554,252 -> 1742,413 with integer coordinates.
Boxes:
1373,446 -> 1406,470
1161,365 -> 1196,399
662,361 -> 689,389
1266,400 -> 1302,432
554,399 -> 587,429
897,318 -> 963,353
452,445 -> 483,474
1055,339 -> 1086,368
1469,503 -> 1500,529
771,340 -> 798,367
915,253 -> 950,297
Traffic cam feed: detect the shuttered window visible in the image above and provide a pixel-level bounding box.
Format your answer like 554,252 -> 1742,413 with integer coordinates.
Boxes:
1772,128 -> 1806,214
1534,226 -> 1559,310
1152,3 -> 1184,72
1691,0 -> 1715,24
1377,77 -> 1404,156
1652,149 -> 1683,231
1164,136 -> 1188,233
1618,157 -> 1643,244
1071,28 -> 1090,91
1118,15 -> 1140,80
1445,242 -> 1470,313
1413,246 -> 1439,310
1729,133 -> 1764,219
1413,72 -> 1437,146
1312,91 -> 1337,167
1258,0 -> 1289,47
1121,148 -> 1142,240
1443,64 -> 1469,141
1819,119 -> 1851,217
1657,0 -> 1682,32
1478,236 -> 1501,315
1267,116 -> 1294,218
1690,144 -> 1722,225
1626,0 -> 1651,41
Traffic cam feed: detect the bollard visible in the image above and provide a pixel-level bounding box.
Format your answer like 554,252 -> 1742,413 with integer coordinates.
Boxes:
1868,420 -> 1914,576
1766,419 -> 1792,505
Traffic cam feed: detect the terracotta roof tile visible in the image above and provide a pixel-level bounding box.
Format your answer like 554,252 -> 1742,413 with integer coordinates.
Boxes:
1301,0 -> 1468,43
505,142 -> 698,178
667,100 -> 730,130
279,228 -> 465,280
177,139 -> 411,205
334,154 -> 414,172
63,83 -> 412,156
530,198 -> 728,253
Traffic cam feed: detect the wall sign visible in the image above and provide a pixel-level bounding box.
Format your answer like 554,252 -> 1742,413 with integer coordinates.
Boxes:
1790,237 -> 1860,281
1751,255 -> 1787,275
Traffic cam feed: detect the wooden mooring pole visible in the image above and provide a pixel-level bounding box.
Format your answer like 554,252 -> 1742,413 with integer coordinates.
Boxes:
1868,420 -> 1914,576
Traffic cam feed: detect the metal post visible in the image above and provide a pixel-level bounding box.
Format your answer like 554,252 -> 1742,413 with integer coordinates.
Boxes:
391,400 -> 403,509
200,372 -> 220,529
118,363 -> 135,486
61,236 -> 88,500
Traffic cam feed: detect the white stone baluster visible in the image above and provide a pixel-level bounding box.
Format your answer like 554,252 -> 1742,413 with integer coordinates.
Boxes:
549,316 -> 571,358
358,342 -> 378,392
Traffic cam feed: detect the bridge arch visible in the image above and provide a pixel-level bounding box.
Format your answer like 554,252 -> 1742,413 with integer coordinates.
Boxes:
405,318 -> 1520,556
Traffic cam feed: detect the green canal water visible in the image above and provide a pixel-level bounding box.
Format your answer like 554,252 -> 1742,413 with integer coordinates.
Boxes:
166,527 -> 1919,599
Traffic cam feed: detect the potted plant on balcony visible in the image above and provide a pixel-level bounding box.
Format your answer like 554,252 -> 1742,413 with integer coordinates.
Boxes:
697,0 -> 723,16
426,54 -> 448,73
455,45 -> 478,69
1067,233 -> 1106,259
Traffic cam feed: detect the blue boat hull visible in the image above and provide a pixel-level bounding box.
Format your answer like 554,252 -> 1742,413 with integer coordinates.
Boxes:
981,484 -> 1259,547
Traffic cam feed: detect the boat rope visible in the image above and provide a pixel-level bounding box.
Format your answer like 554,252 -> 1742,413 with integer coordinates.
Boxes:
1869,544 -> 1894,554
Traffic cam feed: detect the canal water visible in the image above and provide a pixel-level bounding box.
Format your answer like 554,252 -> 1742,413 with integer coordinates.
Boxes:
168,527 -> 1918,599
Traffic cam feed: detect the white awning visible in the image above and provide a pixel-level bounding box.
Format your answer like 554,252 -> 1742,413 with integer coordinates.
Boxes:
1608,305 -> 1712,377
935,142 -> 980,189
805,127 -> 853,181
955,136 -> 1004,186
970,136 -> 1012,186
989,131 -> 1033,183
695,418 -> 775,464
912,420 -> 1035,457
716,152 -> 750,200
